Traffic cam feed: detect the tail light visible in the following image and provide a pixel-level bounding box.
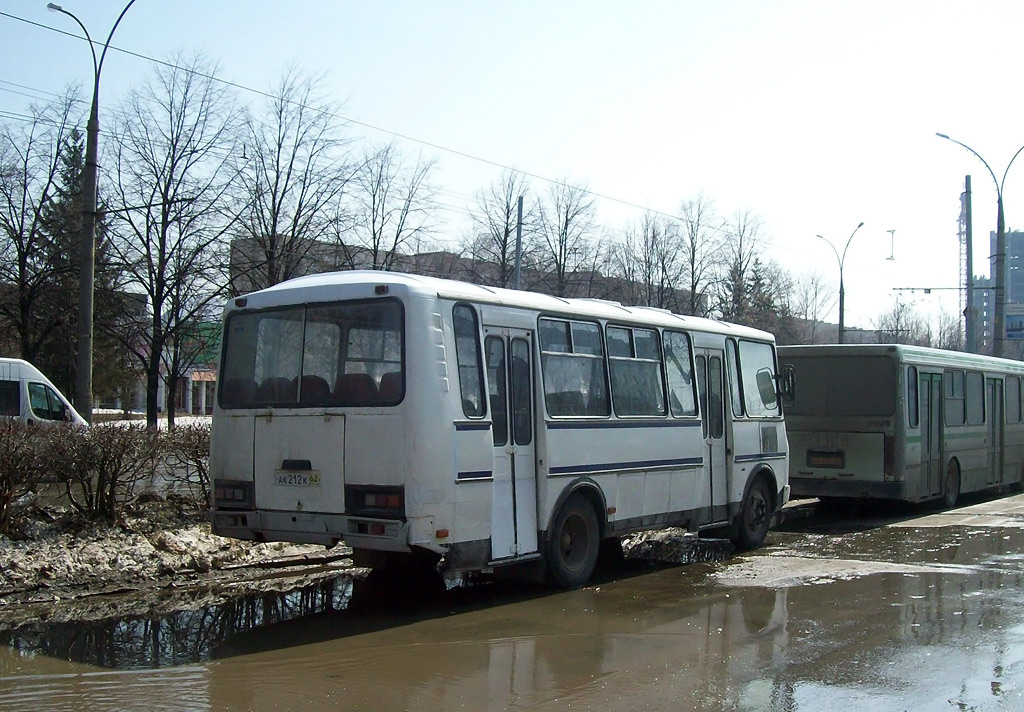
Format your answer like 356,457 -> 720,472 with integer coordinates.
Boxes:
884,435 -> 895,481
214,480 -> 254,509
346,485 -> 405,518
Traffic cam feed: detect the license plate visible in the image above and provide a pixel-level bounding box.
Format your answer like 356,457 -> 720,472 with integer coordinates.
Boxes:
807,450 -> 844,469
274,471 -> 321,487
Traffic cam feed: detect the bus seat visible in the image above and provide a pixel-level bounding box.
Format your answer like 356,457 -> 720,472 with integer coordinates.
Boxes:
334,373 -> 377,405
377,371 -> 403,402
256,376 -> 297,403
299,375 -> 332,404
221,378 -> 257,406
547,391 -> 586,416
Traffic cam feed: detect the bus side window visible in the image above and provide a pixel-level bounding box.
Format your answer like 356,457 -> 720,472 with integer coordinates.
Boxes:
486,336 -> 508,445
664,331 -> 697,417
695,356 -> 708,438
726,340 -> 743,417
540,317 -> 610,417
944,370 -> 965,426
1008,376 -> 1022,424
453,304 -> 486,418
965,371 -> 984,425
907,367 -> 919,427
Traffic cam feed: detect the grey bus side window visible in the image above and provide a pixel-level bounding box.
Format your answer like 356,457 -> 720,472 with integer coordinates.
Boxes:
908,366 -> 919,427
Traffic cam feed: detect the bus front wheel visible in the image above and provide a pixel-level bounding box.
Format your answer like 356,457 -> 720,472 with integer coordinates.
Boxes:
547,493 -> 600,589
943,461 -> 960,509
732,477 -> 772,550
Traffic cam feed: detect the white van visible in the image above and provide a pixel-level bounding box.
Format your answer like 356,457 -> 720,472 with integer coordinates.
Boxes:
0,358 -> 87,426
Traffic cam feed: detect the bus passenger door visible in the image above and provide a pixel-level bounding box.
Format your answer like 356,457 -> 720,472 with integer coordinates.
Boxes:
696,350 -> 728,521
987,378 -> 1004,485
485,329 -> 538,561
921,373 -> 942,498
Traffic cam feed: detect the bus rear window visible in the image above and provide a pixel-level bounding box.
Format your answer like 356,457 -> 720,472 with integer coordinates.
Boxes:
786,355 -> 896,417
220,298 -> 404,408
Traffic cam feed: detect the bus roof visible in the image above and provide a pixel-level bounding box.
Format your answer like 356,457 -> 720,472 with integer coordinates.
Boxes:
227,270 -> 776,342
778,343 -> 1024,374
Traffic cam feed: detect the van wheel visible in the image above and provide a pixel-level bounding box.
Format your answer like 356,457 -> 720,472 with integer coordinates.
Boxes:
547,493 -> 599,589
732,477 -> 772,550
943,461 -> 960,509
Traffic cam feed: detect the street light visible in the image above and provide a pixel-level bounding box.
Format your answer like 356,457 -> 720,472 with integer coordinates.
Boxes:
47,0 -> 137,423
817,221 -> 865,344
936,132 -> 1024,358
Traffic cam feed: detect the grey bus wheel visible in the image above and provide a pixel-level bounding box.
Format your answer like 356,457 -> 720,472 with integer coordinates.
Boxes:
943,461 -> 960,509
546,493 -> 600,589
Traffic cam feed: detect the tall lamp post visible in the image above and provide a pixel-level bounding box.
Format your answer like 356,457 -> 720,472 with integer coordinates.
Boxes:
817,221 -> 865,344
48,1 -> 137,423
937,133 -> 1024,358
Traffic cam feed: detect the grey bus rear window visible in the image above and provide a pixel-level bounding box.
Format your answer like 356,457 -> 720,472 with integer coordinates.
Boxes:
220,298 -> 403,408
786,355 -> 896,416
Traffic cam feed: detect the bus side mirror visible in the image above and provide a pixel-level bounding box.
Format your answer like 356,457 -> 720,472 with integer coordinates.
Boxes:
779,365 -> 795,408
756,369 -> 778,409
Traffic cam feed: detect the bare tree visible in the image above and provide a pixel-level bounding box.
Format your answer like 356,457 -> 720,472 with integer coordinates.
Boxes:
933,307 -> 964,351
462,169 -> 538,288
874,296 -> 931,345
717,210 -> 762,322
678,195 -> 724,316
537,180 -> 597,297
791,270 -> 836,343
607,211 -> 686,309
105,53 -> 240,428
229,69 -> 353,294
0,90 -> 81,368
334,142 -> 436,271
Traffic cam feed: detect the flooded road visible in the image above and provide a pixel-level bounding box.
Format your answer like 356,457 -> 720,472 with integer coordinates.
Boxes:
3,493 -> 1024,711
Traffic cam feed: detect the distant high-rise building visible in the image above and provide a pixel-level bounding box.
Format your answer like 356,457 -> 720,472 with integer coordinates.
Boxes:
987,230 -> 1024,349
991,230 -> 1024,304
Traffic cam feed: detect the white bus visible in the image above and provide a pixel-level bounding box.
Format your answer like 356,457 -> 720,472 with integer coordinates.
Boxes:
779,344 -> 1024,507
210,271 -> 791,587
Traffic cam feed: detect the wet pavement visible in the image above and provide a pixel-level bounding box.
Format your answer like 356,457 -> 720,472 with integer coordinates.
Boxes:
3,492 -> 1024,711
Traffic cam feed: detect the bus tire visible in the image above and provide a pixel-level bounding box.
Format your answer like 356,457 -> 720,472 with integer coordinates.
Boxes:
547,492 -> 600,589
943,460 -> 960,509
732,476 -> 772,550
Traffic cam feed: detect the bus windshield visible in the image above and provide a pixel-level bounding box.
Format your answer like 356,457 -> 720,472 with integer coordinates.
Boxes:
219,298 -> 404,408
786,355 -> 896,417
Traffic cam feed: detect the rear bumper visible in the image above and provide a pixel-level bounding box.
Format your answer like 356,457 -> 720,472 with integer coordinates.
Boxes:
790,477 -> 907,500
210,508 -> 411,552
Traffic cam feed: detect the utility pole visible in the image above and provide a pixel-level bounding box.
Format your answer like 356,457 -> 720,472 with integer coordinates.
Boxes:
963,175 -> 976,353
49,0 -> 138,422
513,195 -> 523,289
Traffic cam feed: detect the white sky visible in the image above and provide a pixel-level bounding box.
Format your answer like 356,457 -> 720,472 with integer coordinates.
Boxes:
2,0 -> 1023,331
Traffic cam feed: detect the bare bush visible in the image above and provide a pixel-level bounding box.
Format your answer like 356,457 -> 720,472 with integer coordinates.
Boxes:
161,422 -> 211,507
42,423 -> 162,521
0,421 -> 46,535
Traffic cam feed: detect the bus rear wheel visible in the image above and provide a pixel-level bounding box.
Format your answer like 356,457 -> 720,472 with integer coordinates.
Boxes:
943,461 -> 960,509
732,477 -> 772,550
547,493 -> 600,589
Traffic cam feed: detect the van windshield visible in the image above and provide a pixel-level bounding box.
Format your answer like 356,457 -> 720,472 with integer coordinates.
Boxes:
219,298 -> 404,409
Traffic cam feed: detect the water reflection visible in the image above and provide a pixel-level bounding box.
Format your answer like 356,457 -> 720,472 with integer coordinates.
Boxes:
0,578 -> 352,670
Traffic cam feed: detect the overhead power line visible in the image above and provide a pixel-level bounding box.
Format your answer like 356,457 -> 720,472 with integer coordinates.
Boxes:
0,8 -> 705,231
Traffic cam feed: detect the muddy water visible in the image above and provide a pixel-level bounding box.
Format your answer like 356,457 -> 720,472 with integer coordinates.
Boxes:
3,501 -> 1024,711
